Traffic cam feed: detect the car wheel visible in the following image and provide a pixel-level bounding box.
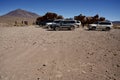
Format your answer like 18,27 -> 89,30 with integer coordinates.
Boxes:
55,27 -> 60,31
105,27 -> 110,31
77,25 -> 79,28
70,26 -> 75,30
92,27 -> 96,30
47,25 -> 50,29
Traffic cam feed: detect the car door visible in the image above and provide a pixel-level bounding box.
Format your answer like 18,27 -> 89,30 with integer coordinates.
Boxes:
98,22 -> 104,30
62,21 -> 68,28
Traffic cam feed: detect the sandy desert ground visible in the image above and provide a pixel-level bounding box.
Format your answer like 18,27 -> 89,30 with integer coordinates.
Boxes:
0,26 -> 120,80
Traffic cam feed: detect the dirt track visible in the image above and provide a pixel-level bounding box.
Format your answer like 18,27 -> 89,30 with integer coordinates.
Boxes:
0,26 -> 120,80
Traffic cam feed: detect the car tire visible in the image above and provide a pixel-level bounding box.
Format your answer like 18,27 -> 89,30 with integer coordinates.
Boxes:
92,27 -> 96,30
70,26 -> 75,30
105,27 -> 111,31
48,25 -> 51,30
55,27 -> 60,31
77,25 -> 80,28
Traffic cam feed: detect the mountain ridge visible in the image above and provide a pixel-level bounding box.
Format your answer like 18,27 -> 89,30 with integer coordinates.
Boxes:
1,9 -> 40,18
0,9 -> 40,26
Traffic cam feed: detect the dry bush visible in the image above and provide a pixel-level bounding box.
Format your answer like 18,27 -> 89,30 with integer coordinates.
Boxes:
74,14 -> 105,27
0,16 -> 36,27
36,12 -> 64,25
113,24 -> 120,29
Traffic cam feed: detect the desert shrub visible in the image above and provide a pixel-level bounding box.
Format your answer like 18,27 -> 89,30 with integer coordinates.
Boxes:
113,25 -> 120,29
74,14 -> 105,27
36,12 -> 64,25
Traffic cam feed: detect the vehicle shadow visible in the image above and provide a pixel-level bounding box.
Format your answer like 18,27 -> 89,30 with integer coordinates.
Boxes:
46,29 -> 74,31
84,28 -> 110,32
35,25 -> 42,28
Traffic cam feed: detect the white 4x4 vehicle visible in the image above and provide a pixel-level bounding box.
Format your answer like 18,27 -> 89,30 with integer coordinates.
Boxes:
46,19 -> 81,28
88,21 -> 113,31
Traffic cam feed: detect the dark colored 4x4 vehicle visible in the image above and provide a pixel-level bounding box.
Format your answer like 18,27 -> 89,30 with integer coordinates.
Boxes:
48,20 -> 76,31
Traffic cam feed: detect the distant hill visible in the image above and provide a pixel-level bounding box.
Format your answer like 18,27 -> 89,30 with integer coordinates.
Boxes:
112,21 -> 120,29
2,9 -> 40,18
112,21 -> 120,25
0,9 -> 40,26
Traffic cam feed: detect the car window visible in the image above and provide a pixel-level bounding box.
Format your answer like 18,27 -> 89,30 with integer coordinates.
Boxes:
62,21 -> 68,24
99,22 -> 111,25
54,21 -> 60,23
94,22 -> 98,24
62,21 -> 75,24
70,21 -> 75,23
77,21 -> 80,23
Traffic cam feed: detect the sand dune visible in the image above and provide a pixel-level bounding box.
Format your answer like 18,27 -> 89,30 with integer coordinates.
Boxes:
0,26 -> 120,80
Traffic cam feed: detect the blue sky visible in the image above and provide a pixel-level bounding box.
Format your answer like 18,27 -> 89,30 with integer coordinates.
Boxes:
0,0 -> 120,21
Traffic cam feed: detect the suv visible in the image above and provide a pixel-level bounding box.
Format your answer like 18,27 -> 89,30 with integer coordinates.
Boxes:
88,21 -> 113,31
48,20 -> 76,31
